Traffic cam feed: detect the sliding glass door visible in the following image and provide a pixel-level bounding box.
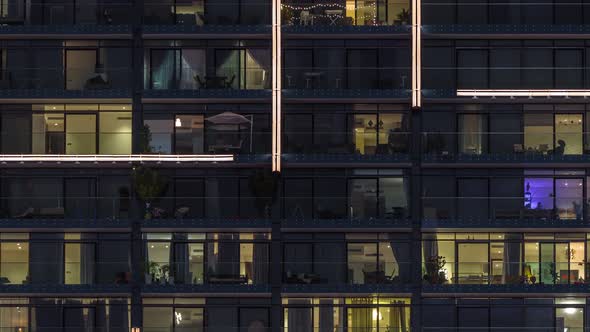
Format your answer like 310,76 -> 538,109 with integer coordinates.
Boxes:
66,114 -> 96,154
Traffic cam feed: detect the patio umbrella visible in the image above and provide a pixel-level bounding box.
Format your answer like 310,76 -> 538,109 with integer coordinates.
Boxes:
205,112 -> 253,152
205,112 -> 251,125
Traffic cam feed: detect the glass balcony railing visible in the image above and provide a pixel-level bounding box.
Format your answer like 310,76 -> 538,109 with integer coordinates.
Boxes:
0,262 -> 131,285
283,197 -> 409,220
1,196 -> 133,220
281,1 -> 411,27
422,196 -> 586,222
424,67 -> 589,92
0,1 -> 132,25
283,67 -> 411,90
422,131 -> 590,161
144,261 -> 269,285
143,1 -> 270,25
0,195 -> 409,221
422,261 -> 587,285
11,132 -> 131,155
284,261 -> 411,285
284,131 -> 410,156
0,67 -> 131,91
0,131 -> 268,156
147,68 -> 271,91
422,2 -> 590,26
145,130 -> 271,155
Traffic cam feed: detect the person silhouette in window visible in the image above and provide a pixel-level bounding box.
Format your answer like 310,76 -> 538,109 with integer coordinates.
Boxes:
553,139 -> 566,156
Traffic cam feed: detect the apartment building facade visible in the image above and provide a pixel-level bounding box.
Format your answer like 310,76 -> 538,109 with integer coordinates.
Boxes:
0,0 -> 586,331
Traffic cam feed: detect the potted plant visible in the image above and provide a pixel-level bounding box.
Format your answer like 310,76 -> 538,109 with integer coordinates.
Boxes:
138,124 -> 153,154
396,8 -> 410,25
160,264 -> 170,284
281,4 -> 294,25
424,255 -> 448,284
132,166 -> 168,219
145,261 -> 160,284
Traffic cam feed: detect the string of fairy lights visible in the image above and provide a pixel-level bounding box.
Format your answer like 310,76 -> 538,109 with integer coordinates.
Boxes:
280,2 -> 378,25
280,2 -> 376,10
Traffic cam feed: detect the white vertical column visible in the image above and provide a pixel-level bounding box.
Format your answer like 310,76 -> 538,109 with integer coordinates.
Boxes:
412,0 -> 421,108
272,0 -> 282,172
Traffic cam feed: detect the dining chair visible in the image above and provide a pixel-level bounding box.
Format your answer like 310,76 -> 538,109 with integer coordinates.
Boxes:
225,74 -> 236,88
194,75 -> 206,89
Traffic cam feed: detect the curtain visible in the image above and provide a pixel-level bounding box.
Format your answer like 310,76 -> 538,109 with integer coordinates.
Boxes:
98,238 -> 130,284
253,234 -> 269,284
151,50 -> 176,89
503,241 -> 521,284
390,241 -> 410,283
180,49 -> 206,89
206,0 -> 238,24
33,298 -> 62,332
63,300 -> 86,331
95,300 -> 107,332
205,178 -> 221,217
245,49 -> 271,89
314,243 -> 346,284
215,50 -> 240,88
287,300 -> 312,332
80,233 -> 95,285
30,233 -> 64,284
387,301 -> 408,332
109,299 -> 129,332
349,307 -> 372,332
459,114 -> 485,154
319,299 -> 334,332
284,244 -> 313,277
211,235 -> 239,277
80,242 -> 95,284
173,233 -> 189,284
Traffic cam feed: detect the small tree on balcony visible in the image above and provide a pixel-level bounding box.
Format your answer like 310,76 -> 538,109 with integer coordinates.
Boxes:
248,169 -> 279,218
133,166 -> 168,219
424,255 -> 448,285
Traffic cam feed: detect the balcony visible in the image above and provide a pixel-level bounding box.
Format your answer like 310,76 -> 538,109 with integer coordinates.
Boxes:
0,67 -> 131,98
283,261 -> 411,286
143,261 -> 269,287
143,115 -> 271,157
0,1 -> 132,35
422,1 -> 590,27
281,0 -> 410,34
423,235 -> 589,290
283,66 -> 411,99
0,262 -> 131,287
422,130 -> 590,164
284,130 -> 410,164
143,0 -> 271,26
145,234 -> 270,288
0,196 -> 134,224
423,65 -> 590,96
422,197 -> 589,228
282,218 -> 411,229
144,48 -> 271,99
423,24 -> 590,36
422,283 -> 590,293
